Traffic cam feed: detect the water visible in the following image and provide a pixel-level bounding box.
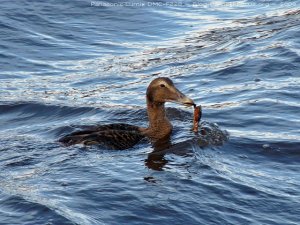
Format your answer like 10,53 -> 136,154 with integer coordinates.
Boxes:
1,0 -> 300,224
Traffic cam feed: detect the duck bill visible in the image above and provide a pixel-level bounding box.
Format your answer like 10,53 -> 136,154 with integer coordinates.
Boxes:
170,88 -> 195,107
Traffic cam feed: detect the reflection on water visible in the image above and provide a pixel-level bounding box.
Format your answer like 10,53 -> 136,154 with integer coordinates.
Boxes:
145,121 -> 228,171
145,135 -> 172,171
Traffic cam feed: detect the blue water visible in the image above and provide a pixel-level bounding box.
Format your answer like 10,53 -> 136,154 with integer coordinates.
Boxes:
1,0 -> 300,224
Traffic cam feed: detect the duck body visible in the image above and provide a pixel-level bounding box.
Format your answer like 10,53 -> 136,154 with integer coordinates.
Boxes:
59,123 -> 145,149
59,77 -> 194,149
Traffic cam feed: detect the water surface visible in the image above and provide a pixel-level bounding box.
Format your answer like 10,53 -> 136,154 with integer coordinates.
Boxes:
0,1 -> 300,224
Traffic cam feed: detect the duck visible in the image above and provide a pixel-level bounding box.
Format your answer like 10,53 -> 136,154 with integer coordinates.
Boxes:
59,77 -> 195,149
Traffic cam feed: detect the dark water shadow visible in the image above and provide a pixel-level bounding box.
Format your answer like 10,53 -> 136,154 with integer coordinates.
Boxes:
145,122 -> 229,171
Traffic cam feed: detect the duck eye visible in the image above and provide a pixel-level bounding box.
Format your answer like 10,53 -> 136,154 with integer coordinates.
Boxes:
160,84 -> 166,88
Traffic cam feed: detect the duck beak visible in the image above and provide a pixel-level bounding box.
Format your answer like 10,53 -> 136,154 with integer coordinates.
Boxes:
171,88 -> 195,107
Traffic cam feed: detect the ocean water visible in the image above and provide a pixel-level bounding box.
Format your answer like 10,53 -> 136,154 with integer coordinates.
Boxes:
1,0 -> 300,224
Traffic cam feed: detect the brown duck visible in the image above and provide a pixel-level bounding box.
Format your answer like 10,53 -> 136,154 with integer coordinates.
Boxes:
59,77 -> 195,149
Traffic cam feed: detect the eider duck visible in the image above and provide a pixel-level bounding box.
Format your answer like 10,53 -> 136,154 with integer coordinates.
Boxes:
59,77 -> 195,149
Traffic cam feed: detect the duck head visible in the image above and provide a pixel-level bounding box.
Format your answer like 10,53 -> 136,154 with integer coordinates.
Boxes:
146,77 -> 195,107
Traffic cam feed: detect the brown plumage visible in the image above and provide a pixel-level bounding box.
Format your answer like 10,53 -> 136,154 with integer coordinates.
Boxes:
59,77 -> 195,149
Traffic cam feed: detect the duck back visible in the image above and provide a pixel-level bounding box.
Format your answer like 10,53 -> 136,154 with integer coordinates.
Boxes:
59,123 -> 145,150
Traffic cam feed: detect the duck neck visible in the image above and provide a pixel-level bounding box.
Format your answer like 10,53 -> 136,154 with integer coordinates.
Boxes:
145,99 -> 172,140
